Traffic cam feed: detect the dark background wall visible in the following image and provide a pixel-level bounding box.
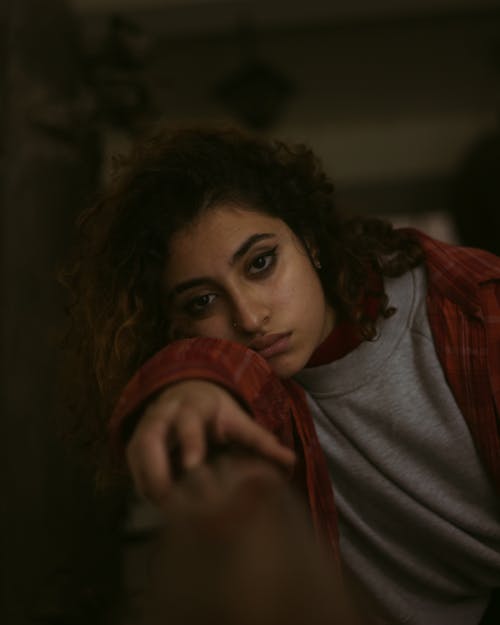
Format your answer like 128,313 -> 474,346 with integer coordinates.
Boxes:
1,2 -> 122,624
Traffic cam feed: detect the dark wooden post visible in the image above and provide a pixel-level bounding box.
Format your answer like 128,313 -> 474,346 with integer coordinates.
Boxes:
0,2 -> 122,624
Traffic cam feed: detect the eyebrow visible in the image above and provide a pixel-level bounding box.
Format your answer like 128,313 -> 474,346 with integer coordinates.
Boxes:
230,233 -> 274,264
170,232 -> 275,297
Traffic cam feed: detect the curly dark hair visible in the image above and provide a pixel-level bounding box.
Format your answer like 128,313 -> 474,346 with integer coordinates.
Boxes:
62,124 -> 423,480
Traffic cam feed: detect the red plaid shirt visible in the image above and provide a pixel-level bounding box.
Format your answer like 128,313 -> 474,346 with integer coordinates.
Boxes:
110,230 -> 500,565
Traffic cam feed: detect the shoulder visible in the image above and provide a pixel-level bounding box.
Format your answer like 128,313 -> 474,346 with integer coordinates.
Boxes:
399,228 -> 500,316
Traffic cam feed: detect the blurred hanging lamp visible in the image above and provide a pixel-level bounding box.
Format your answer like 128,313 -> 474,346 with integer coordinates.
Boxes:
214,22 -> 295,131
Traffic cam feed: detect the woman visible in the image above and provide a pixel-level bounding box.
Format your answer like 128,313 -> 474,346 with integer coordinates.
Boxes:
66,125 -> 500,624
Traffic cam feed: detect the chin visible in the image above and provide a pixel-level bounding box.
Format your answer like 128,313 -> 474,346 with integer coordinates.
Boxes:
268,354 -> 306,379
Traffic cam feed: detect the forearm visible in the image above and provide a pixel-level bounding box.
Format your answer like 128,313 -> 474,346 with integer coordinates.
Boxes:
109,336 -> 296,455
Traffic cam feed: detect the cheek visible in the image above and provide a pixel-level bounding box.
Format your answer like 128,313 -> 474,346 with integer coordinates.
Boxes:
169,314 -> 233,341
166,313 -> 190,340
197,318 -> 233,340
277,260 -> 323,312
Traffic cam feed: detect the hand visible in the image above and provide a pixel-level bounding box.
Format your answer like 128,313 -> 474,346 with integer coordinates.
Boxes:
140,453 -> 351,625
125,380 -> 296,505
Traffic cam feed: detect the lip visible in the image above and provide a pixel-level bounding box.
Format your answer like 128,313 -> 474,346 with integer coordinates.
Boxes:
249,332 -> 292,359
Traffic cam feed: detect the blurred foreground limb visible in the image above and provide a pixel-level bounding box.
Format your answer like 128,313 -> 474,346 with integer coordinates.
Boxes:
135,449 -> 362,625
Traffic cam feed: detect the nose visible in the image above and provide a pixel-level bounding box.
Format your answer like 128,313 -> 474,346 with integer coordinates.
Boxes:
231,288 -> 270,334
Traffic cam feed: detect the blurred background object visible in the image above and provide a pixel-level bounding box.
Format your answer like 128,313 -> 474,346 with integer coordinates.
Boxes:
77,0 -> 500,242
2,1 -> 500,624
450,126 -> 500,255
131,450 -> 358,625
89,13 -> 152,129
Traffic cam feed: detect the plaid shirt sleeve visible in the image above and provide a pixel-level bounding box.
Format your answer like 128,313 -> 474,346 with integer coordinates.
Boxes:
409,229 -> 500,491
109,336 -> 341,561
109,337 -> 295,451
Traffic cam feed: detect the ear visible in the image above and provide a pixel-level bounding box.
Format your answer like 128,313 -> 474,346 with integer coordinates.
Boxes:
304,236 -> 322,269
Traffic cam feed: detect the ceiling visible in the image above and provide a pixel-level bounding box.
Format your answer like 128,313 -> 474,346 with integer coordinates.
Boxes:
71,0 -> 499,13
71,0 -> 500,35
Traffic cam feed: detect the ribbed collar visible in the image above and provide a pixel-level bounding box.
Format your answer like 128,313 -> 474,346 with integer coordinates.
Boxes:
306,272 -> 383,367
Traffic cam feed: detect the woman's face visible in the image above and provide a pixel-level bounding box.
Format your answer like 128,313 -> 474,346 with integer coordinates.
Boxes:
164,205 -> 335,378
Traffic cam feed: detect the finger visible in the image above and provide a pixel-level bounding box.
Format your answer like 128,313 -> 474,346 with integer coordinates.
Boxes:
216,414 -> 296,469
175,414 -> 208,471
126,421 -> 173,504
183,463 -> 221,503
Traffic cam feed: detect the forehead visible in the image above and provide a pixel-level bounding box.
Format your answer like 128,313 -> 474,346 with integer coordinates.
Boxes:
180,204 -> 283,236
164,204 -> 290,283
169,205 -> 286,253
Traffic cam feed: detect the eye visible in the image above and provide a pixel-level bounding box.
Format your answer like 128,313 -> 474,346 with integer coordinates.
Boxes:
184,293 -> 216,316
248,247 -> 277,276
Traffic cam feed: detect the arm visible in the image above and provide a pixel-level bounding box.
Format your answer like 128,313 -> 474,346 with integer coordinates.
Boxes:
110,336 -> 340,559
109,337 -> 296,503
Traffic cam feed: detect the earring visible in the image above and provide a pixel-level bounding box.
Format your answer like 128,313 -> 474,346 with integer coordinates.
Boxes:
314,257 -> 322,270
232,321 -> 238,328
